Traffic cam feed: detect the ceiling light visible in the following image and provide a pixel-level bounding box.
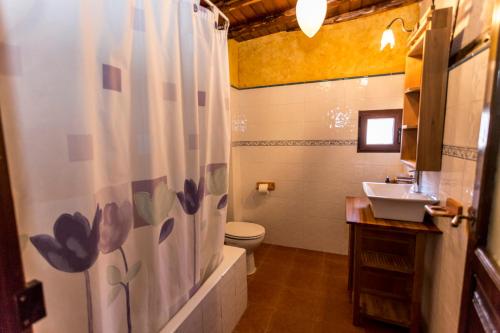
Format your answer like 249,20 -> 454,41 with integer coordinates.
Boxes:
380,17 -> 413,51
296,0 -> 327,38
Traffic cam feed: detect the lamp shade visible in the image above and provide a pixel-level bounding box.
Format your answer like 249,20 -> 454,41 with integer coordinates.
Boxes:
380,28 -> 396,50
296,0 -> 327,38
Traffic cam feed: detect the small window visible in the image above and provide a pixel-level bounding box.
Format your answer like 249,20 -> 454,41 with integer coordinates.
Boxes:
357,109 -> 402,153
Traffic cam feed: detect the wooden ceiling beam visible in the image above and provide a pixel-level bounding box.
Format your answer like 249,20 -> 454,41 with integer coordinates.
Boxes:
216,0 -> 263,12
228,0 -> 349,39
218,0 -> 344,17
281,0 -> 347,17
228,0 -> 420,40
323,0 -> 420,25
229,13 -> 295,39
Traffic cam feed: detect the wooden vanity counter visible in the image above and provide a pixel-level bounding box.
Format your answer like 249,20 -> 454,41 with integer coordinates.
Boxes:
345,196 -> 441,333
346,196 -> 442,233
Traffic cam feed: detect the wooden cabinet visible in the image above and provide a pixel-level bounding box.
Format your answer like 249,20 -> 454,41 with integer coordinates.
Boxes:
346,197 -> 441,332
401,7 -> 453,171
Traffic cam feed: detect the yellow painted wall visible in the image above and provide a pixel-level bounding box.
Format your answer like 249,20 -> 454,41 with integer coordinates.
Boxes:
228,39 -> 239,87
229,3 -> 419,88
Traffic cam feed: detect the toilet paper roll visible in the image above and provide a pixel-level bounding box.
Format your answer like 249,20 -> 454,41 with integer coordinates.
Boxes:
258,183 -> 269,194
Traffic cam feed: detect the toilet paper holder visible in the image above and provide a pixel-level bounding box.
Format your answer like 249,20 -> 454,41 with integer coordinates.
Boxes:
255,182 -> 275,191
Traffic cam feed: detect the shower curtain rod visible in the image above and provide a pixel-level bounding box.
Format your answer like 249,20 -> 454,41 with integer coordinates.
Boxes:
200,0 -> 230,27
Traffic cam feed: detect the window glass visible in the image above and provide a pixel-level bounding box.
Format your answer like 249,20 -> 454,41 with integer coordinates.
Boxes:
366,118 -> 395,145
357,109 -> 402,153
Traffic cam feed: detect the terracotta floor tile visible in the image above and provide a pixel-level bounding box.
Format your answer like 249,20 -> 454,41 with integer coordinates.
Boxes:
324,259 -> 349,278
294,251 -> 326,272
311,319 -> 365,333
267,309 -> 315,333
275,287 -> 325,319
234,301 -> 274,333
285,266 -> 325,293
259,243 -> 273,252
266,244 -> 298,263
314,294 -> 353,323
248,280 -> 284,308
254,243 -> 271,266
296,248 -> 326,258
264,246 -> 296,267
322,270 -> 350,290
251,262 -> 292,286
324,252 -> 349,262
236,245 -> 407,333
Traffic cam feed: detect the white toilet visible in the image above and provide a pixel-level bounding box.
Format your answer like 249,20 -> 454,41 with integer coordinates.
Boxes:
224,221 -> 266,275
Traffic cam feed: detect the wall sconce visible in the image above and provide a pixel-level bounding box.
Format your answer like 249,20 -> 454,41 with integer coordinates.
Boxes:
296,0 -> 327,38
380,17 -> 413,51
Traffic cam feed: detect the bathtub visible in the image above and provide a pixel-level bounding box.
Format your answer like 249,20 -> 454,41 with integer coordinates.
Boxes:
160,245 -> 247,333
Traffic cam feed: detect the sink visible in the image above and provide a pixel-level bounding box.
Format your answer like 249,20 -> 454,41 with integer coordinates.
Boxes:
362,182 -> 438,222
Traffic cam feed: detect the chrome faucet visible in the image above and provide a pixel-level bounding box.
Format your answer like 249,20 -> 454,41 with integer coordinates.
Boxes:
394,170 -> 422,192
408,169 -> 422,193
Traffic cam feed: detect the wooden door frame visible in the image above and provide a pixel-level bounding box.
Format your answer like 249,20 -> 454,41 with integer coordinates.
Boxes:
0,109 -> 28,332
458,0 -> 500,331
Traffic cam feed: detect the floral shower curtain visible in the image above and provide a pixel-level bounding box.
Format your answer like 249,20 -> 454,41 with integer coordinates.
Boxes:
0,0 -> 230,332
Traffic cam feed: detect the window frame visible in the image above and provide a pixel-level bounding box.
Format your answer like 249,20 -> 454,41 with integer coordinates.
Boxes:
357,109 -> 403,153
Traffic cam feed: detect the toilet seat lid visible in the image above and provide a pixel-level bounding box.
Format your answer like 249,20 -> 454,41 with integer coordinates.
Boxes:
225,222 -> 265,239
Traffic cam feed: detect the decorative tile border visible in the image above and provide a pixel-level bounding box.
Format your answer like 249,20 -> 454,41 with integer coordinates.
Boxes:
232,140 -> 357,147
443,145 -> 478,161
232,141 -> 478,161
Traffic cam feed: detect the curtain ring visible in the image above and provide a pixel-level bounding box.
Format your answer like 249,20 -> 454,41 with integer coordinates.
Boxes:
193,3 -> 198,12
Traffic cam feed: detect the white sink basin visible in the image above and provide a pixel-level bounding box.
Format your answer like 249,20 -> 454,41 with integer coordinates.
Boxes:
362,182 -> 438,222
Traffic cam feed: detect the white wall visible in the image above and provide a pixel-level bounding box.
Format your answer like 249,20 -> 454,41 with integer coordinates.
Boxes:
414,1 -> 494,331
229,75 -> 405,254
421,48 -> 489,333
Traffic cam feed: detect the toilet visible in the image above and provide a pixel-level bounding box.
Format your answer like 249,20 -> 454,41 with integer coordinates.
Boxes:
224,221 -> 266,275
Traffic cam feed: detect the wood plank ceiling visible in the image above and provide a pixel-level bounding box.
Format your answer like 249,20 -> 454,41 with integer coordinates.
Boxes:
213,0 -> 420,41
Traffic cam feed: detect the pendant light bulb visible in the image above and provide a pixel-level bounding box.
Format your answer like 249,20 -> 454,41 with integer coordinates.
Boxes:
296,0 -> 327,38
380,28 -> 396,50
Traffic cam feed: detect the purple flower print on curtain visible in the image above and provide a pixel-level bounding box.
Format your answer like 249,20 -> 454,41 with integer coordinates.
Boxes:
217,194 -> 228,209
206,163 -> 228,210
159,218 -> 174,243
30,205 -> 102,333
177,178 -> 204,215
99,202 -> 132,253
99,201 -> 140,333
133,179 -> 176,244
177,177 -> 204,289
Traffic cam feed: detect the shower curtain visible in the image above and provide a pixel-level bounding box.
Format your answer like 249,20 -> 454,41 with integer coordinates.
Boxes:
0,0 -> 230,332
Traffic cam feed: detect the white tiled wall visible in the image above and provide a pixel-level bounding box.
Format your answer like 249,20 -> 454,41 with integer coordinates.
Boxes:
232,75 -> 405,142
229,75 -> 405,254
421,49 -> 490,333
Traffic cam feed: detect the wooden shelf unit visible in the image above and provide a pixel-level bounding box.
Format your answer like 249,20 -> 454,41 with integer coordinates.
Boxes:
346,197 -> 442,332
360,293 -> 411,327
402,125 -> 418,130
401,7 -> 453,171
361,251 -> 413,274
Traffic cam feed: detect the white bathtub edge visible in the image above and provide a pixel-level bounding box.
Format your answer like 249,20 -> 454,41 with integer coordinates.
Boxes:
160,245 -> 246,333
